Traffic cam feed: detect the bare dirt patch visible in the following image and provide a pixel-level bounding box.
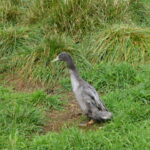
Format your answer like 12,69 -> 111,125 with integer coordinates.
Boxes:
43,98 -> 83,132
1,74 -> 44,92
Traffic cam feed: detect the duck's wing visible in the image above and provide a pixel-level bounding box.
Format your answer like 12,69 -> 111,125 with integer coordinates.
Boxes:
82,83 -> 107,111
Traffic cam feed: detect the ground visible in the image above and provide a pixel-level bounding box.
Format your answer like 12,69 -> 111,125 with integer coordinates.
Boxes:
44,99 -> 82,132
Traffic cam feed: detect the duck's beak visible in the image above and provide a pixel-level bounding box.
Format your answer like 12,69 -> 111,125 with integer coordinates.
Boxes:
51,56 -> 59,62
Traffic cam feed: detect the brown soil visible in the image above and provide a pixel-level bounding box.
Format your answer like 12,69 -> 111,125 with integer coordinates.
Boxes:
2,74 -> 44,92
43,97 -> 83,132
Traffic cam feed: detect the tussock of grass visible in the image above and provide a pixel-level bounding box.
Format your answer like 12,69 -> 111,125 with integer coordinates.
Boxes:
88,25 -> 150,63
43,0 -> 148,36
31,90 -> 64,110
17,34 -> 74,84
0,25 -> 74,84
0,0 -> 27,24
0,86 -> 44,149
0,26 -> 29,58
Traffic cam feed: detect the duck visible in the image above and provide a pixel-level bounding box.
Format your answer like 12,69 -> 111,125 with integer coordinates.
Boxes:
52,52 -> 112,125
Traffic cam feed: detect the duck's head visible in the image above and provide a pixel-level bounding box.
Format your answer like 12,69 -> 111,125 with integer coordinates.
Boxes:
52,52 -> 76,70
51,52 -> 72,62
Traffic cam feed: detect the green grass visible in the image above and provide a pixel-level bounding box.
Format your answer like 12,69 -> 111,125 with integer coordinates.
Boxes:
30,79 -> 150,150
0,0 -> 150,85
0,63 -> 150,149
0,86 -> 64,149
86,25 -> 150,63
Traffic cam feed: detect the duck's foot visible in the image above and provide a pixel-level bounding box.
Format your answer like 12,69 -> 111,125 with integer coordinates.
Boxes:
79,120 -> 95,127
87,120 -> 95,126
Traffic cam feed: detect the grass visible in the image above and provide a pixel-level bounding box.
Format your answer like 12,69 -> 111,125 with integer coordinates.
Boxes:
0,86 -> 64,149
86,24 -> 150,63
0,0 -> 150,149
0,0 -> 150,85
0,63 -> 150,149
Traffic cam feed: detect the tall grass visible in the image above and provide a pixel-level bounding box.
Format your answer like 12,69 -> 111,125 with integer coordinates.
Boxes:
41,0 -> 149,37
0,0 -> 150,86
0,26 -> 74,85
16,34 -> 74,85
0,26 -> 29,58
0,1 -> 150,149
87,24 -> 150,63
0,0 -> 27,24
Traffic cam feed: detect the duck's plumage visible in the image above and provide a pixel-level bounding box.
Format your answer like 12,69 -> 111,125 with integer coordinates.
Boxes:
52,52 -> 112,121
70,72 -> 112,121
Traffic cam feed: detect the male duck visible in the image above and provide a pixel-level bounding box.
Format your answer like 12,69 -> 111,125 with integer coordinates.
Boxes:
52,52 -> 112,125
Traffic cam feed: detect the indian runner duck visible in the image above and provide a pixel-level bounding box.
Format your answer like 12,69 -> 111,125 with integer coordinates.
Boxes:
52,52 -> 112,125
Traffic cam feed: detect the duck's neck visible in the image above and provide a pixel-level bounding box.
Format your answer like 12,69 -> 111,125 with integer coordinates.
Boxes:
66,56 -> 74,69
66,58 -> 80,92
66,57 -> 77,73
66,57 -> 80,80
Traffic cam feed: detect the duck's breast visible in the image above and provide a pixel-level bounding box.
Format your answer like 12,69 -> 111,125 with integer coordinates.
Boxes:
70,71 -> 89,114
70,73 -> 80,92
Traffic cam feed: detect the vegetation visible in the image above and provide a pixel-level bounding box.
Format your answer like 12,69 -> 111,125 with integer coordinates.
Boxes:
0,0 -> 150,150
0,63 -> 150,149
0,0 -> 150,84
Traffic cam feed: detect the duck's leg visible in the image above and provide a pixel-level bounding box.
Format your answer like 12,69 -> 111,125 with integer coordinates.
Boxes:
79,119 -> 95,127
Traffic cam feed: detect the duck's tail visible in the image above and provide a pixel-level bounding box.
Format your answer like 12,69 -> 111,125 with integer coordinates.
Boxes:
98,111 -> 112,121
89,110 -> 112,121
